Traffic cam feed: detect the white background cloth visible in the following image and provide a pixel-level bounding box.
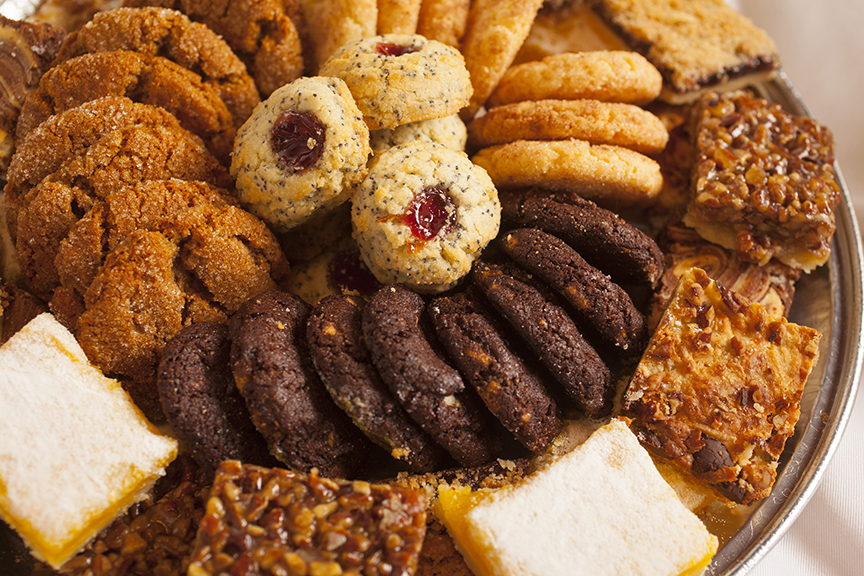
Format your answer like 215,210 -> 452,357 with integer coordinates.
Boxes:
731,1 -> 864,575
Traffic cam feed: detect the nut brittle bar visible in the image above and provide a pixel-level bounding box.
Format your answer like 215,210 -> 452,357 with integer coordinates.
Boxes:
624,267 -> 821,505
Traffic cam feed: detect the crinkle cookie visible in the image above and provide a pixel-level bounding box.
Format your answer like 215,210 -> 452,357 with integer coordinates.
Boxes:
351,141 -> 500,293
369,114 -> 467,155
319,34 -> 472,130
231,76 -> 371,233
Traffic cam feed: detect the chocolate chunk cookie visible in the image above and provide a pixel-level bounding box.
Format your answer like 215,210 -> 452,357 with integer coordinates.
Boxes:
54,7 -> 260,129
307,294 -> 452,472
428,291 -> 562,453
500,228 -> 648,355
500,188 -> 665,289
471,261 -> 612,416
229,290 -> 371,477
362,284 -> 502,467
15,50 -> 234,163
157,322 -> 277,473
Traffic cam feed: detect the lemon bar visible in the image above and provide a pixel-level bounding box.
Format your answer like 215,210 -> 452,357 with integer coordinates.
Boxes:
435,419 -> 718,576
0,313 -> 177,569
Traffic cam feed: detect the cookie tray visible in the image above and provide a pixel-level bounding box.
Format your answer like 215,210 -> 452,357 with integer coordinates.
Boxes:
0,0 -> 862,568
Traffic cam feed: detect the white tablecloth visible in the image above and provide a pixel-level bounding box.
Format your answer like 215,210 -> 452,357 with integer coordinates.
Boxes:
732,2 -> 864,575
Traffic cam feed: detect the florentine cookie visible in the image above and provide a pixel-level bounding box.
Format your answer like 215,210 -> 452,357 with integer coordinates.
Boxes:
352,142 -> 500,293
472,139 -> 663,208
157,322 -> 277,474
500,228 -> 648,355
472,261 -> 612,417
370,114 -> 467,155
15,50 -> 235,164
467,99 -> 669,154
15,122 -> 231,299
458,0 -> 545,120
53,7 -> 260,129
125,0 -> 306,97
319,34 -> 472,130
307,293 -> 452,472
500,188 -> 665,288
230,290 -> 371,477
231,76 -> 371,233
362,284 -> 503,467
428,291 -> 563,453
486,50 -> 663,108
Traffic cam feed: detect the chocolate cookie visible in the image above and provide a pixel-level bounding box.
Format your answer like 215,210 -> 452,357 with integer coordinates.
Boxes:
15,50 -> 234,163
500,188 -> 665,289
428,291 -> 562,453
15,121 -> 231,299
500,228 -> 648,355
54,7 -> 260,129
362,284 -> 502,467
229,290 -> 371,477
157,322 -> 277,473
307,293 -> 452,472
471,261 -> 612,417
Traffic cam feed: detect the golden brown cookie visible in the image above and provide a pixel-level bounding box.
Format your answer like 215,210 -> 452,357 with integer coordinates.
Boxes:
15,50 -> 235,163
458,0 -> 545,120
472,139 -> 663,209
467,98 -> 668,154
377,0 -> 422,34
14,121 -> 230,299
320,34 -> 472,130
125,0 -> 306,97
53,7 -> 260,129
302,0 -> 378,72
416,0 -> 470,48
487,50 -> 663,108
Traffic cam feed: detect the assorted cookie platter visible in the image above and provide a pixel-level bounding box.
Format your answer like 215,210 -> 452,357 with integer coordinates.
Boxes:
0,0 -> 863,575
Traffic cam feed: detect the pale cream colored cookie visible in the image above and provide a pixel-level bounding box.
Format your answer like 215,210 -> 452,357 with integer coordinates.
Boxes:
370,114 -> 467,155
352,141 -> 500,293
230,76 -> 371,233
467,99 -> 668,153
320,34 -> 472,130
487,50 -> 663,108
472,139 -> 662,208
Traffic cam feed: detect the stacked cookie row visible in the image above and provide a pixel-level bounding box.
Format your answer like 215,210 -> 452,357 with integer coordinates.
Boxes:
157,188 -> 663,480
2,8 -> 291,417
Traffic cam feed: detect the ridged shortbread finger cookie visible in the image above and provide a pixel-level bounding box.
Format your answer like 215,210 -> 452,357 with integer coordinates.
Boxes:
302,0 -> 378,72
458,0 -> 545,121
351,142 -> 500,293
53,7 -> 260,129
377,0 -> 422,34
467,99 -> 668,154
370,114 -> 467,155
320,34 -> 472,130
231,76 -> 371,233
487,50 -> 663,108
472,139 -> 662,208
416,0 -> 470,47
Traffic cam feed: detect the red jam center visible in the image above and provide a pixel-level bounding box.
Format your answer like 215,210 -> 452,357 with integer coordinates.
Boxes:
270,111 -> 325,173
328,248 -> 382,296
402,186 -> 456,241
375,42 -> 420,57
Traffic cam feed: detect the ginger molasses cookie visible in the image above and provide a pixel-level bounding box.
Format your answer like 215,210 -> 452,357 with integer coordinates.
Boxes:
307,293 -> 452,472
501,228 -> 648,356
126,0 -> 305,97
458,0 -> 545,121
352,142 -> 499,293
229,290 -> 371,477
319,34 -> 472,130
467,99 -> 669,154
428,291 -> 563,453
15,50 -> 234,163
472,261 -> 612,417
487,50 -> 663,108
472,139 -> 663,209
231,76 -> 371,233
53,7 -> 260,129
370,114 -> 467,155
362,284 -> 503,467
15,122 -> 231,299
157,322 -> 277,474
500,188 -> 665,288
